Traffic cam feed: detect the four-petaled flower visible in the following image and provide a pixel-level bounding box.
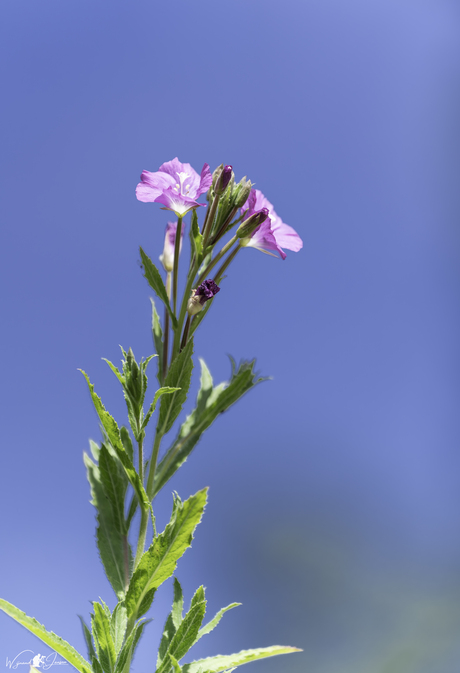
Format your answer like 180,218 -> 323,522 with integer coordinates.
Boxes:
136,157 -> 212,217
240,189 -> 303,260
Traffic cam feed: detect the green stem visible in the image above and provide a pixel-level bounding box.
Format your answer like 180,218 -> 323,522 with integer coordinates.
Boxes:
133,508 -> 148,570
214,243 -> 241,283
209,206 -> 239,246
137,435 -> 144,483
163,272 -> 171,381
172,217 -> 183,315
146,432 -> 163,501
197,235 -> 237,286
172,261 -> 198,359
180,315 -> 192,351
201,193 -> 220,250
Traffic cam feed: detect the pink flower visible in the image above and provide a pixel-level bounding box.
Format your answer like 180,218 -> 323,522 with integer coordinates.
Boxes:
136,157 -> 212,217
240,189 -> 303,260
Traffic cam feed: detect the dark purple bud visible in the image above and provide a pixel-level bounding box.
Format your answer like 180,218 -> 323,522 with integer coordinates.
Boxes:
187,279 -> 221,315
236,207 -> 270,239
216,165 -> 233,194
196,279 -> 220,304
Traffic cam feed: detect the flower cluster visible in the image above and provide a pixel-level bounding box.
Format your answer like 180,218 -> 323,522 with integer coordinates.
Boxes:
136,157 -> 303,362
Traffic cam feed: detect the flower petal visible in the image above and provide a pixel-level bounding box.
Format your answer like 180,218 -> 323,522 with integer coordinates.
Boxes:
159,158 -> 201,198
244,220 -> 287,260
136,170 -> 175,202
270,221 -> 303,252
196,163 -> 212,197
154,188 -> 204,217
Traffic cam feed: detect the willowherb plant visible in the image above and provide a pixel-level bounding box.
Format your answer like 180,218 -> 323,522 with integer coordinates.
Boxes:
0,158 -> 303,673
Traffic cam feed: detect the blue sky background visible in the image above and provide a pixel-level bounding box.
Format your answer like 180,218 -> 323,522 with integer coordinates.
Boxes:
1,1 -> 460,672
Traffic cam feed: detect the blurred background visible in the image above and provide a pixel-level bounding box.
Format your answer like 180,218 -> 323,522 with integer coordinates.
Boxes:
1,1 -> 460,671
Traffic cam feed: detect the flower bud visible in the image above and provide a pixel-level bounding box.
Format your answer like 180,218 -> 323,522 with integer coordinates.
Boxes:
211,164 -> 224,190
215,165 -> 233,194
233,177 -> 252,208
187,279 -> 221,316
236,208 -> 269,239
159,221 -> 184,272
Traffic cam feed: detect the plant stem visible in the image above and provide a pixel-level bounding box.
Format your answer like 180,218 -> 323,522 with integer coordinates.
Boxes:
172,216 -> 183,315
137,435 -> 144,483
197,235 -> 237,286
163,272 -> 171,381
214,243 -> 241,283
146,432 -> 163,501
172,261 -> 198,359
209,206 -> 239,246
180,315 -> 191,351
201,192 -> 220,250
133,431 -> 162,570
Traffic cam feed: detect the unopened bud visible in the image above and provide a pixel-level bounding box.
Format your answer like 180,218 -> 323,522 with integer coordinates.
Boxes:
233,177 -> 252,208
159,221 -> 183,272
212,164 -> 224,190
215,165 -> 233,194
236,208 -> 269,239
187,279 -> 221,316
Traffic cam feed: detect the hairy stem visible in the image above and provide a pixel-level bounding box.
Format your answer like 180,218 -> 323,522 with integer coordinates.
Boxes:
172,216 -> 183,315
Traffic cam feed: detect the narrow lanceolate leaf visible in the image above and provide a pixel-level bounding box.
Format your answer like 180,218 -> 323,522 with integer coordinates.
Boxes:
140,248 -> 178,329
172,578 -> 184,629
0,599 -> 92,673
157,578 -> 185,668
196,603 -> 241,641
181,646 -> 302,673
156,339 -> 194,436
92,602 -> 117,673
157,587 -> 207,673
153,359 -> 264,496
99,444 -> 126,538
84,453 -> 127,599
125,489 -> 207,622
110,603 -> 128,657
80,371 -> 149,511
142,387 -> 180,430
151,298 -> 164,384
78,616 -> 96,662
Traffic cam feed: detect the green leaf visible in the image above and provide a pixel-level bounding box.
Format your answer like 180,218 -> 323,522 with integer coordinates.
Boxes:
156,339 -> 194,437
125,489 -> 207,623
78,615 -> 96,662
120,427 -> 134,464
151,298 -> 164,385
157,613 -> 176,668
99,444 -> 127,540
157,578 -> 184,668
142,387 -> 180,431
157,587 -> 207,673
0,599 -> 92,673
181,646 -> 302,673
103,358 -> 125,386
140,248 -> 178,329
190,210 -> 203,263
153,359 -> 264,496
172,577 -> 184,629
110,603 -> 128,657
84,453 -> 127,599
196,603 -> 241,641
92,602 -> 117,673
80,370 -> 149,511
